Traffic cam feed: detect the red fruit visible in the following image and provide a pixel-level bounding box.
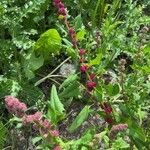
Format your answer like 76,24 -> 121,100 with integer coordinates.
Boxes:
58,8 -> 66,15
58,2 -> 64,8
79,49 -> 86,56
105,117 -> 113,124
80,64 -> 88,73
86,81 -> 96,91
101,102 -> 112,114
53,0 -> 61,6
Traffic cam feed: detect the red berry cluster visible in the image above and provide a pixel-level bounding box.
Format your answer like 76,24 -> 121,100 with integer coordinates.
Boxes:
5,96 -> 59,139
53,0 -> 97,92
68,28 -> 77,48
101,102 -> 113,124
79,49 -> 96,92
53,0 -> 66,16
53,1 -> 115,126
53,0 -> 77,48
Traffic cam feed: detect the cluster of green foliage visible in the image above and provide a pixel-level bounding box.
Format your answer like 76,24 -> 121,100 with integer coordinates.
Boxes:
0,0 -> 150,149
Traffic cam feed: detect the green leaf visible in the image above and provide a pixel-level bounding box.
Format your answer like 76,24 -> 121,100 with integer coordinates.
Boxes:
47,85 -> 65,124
23,51 -> 44,79
106,84 -> 120,96
112,137 -> 130,149
34,29 -> 62,60
74,14 -> 83,30
59,74 -> 78,90
76,29 -> 86,41
94,85 -> 103,102
144,43 -> 150,54
0,77 -> 21,99
69,106 -> 91,133
89,52 -> 102,66
19,82 -> 44,106
0,122 -> 7,149
59,81 -> 80,98
32,136 -> 42,145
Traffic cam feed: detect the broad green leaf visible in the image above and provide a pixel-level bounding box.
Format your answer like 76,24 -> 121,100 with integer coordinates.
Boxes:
66,48 -> 77,58
89,53 -> 102,66
76,29 -> 86,41
106,84 -> 120,96
112,137 -> 130,149
144,43 -> 150,53
59,81 -> 80,98
34,29 -> 62,60
59,74 -> 78,90
23,51 -> 44,79
74,14 -> 83,30
69,106 -> 91,133
48,85 -> 65,124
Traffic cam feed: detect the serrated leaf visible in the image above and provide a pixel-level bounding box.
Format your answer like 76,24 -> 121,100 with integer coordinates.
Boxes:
69,106 -> 91,133
74,14 -> 83,30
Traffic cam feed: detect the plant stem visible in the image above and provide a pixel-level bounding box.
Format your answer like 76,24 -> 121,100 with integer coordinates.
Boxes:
35,57 -> 71,86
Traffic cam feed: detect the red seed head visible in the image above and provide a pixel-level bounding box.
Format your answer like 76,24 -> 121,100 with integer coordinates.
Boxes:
51,130 -> 59,137
86,81 -> 96,91
79,49 -> 86,56
53,145 -> 62,150
101,102 -> 112,114
58,7 -> 66,16
80,64 -> 88,73
105,117 -> 113,124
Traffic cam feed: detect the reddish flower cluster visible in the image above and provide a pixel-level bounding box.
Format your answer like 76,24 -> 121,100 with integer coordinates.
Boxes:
53,145 -> 62,150
23,113 -> 59,138
5,96 -> 59,139
101,102 -> 113,124
68,27 -> 77,48
110,123 -> 128,138
22,111 -> 42,125
53,0 -> 66,16
5,96 -> 27,117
